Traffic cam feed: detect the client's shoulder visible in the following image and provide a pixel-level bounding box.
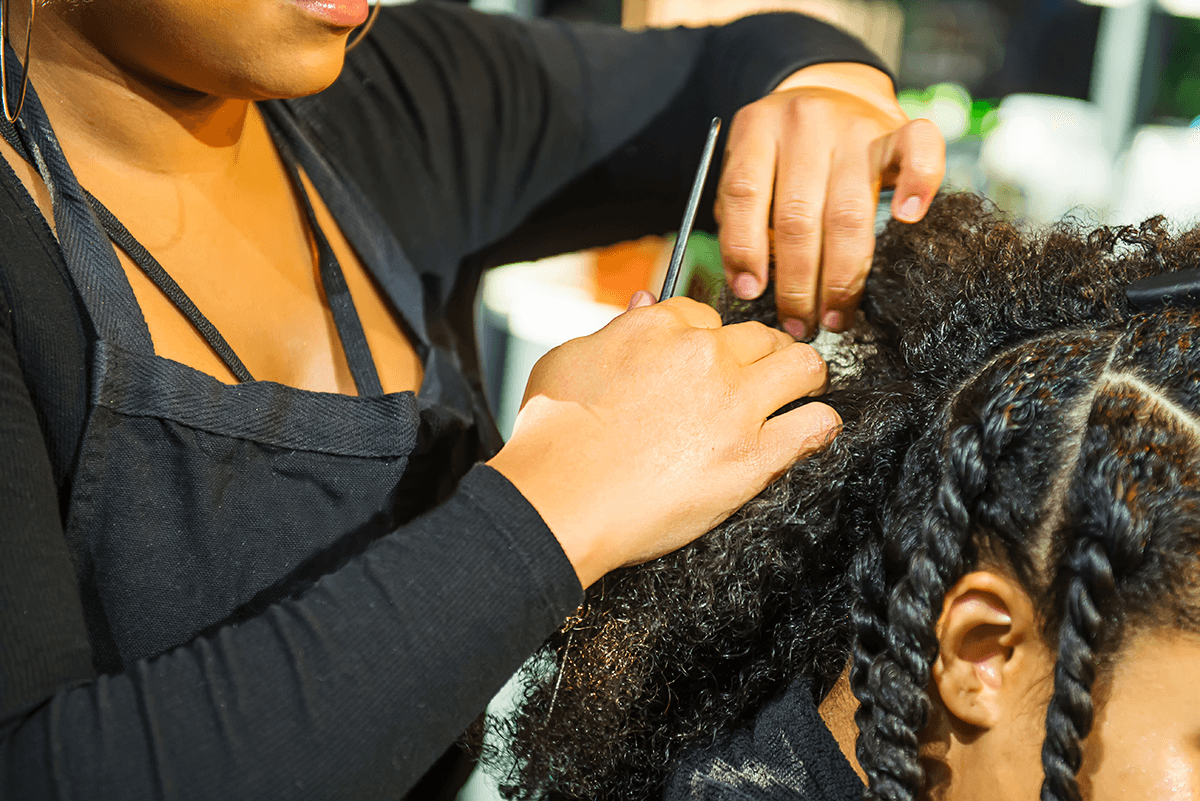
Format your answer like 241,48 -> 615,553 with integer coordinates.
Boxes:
665,677 -> 863,801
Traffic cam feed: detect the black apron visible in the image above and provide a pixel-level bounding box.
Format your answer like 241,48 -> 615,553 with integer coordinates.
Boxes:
1,48 -> 495,677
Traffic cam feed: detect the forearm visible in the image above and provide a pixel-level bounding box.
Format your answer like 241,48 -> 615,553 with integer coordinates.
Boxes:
2,466 -> 582,800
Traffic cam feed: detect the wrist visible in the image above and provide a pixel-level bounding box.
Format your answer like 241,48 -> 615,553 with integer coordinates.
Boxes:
487,441 -> 613,589
772,62 -> 902,119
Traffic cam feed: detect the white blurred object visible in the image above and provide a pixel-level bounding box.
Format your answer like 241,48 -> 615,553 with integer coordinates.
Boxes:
979,95 -> 1113,223
470,0 -> 540,15
1158,0 -> 1200,15
1159,0 -> 1200,16
1089,0 -> 1153,153
1112,125 -> 1200,227
480,254 -> 622,439
924,87 -> 970,143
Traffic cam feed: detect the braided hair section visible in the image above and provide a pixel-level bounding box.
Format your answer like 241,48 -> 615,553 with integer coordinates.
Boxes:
853,366 -> 1050,800
1038,444 -> 1126,801
1038,313 -> 1200,800
852,328 -> 1123,801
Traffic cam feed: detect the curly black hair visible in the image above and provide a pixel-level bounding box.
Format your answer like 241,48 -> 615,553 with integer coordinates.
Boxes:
494,193 -> 1200,801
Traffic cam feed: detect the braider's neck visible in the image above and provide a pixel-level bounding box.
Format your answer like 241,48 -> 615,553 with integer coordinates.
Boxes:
15,3 -> 254,182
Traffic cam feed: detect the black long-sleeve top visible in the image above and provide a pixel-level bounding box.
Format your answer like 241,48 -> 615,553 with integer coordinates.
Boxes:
0,3 -> 888,798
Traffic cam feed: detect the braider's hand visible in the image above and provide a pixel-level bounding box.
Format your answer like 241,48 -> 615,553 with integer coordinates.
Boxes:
716,62 -> 946,340
487,297 -> 839,588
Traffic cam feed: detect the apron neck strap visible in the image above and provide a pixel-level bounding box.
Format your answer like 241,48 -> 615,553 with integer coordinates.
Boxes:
274,134 -> 384,396
263,102 -> 431,351
2,44 -> 427,394
2,40 -> 153,353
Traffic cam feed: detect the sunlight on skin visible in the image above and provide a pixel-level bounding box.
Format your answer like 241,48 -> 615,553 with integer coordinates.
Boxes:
1077,632 -> 1200,801
823,577 -> 1200,801
930,628 -> 1200,800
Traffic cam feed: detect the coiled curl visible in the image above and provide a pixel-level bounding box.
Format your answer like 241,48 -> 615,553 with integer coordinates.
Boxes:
500,194 -> 1200,801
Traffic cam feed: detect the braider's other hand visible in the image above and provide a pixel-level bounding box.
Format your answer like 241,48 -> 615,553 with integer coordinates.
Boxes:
487,297 -> 840,588
716,61 -> 946,340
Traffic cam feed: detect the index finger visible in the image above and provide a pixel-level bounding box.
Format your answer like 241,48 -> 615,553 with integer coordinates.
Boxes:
715,105 -> 778,302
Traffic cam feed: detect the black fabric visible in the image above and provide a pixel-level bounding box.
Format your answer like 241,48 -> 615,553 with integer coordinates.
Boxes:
90,341 -> 418,456
0,3 -> 890,798
275,135 -> 385,397
665,678 -> 864,801
88,198 -> 256,383
2,43 -> 152,354
5,465 -> 581,800
70,345 -> 421,669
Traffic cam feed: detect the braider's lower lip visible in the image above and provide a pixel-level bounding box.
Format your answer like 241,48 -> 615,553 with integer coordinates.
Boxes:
291,0 -> 369,28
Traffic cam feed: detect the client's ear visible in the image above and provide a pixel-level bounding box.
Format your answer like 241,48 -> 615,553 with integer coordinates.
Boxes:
930,570 -> 1043,730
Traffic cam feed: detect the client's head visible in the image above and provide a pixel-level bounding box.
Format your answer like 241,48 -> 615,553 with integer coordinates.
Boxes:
500,193 -> 1200,801
852,309 -> 1200,801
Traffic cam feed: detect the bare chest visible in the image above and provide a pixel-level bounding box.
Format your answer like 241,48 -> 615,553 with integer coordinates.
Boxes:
1,135 -> 423,396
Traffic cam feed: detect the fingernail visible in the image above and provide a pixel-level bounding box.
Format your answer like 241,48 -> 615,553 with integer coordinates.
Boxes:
733,273 -> 761,300
898,195 -> 922,222
811,404 -> 843,444
783,318 -> 808,340
627,290 -> 654,310
822,310 -> 844,331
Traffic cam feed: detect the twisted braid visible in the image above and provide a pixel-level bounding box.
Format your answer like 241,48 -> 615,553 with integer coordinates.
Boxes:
1040,419 -> 1151,800
850,537 -> 904,800
849,537 -> 887,779
1040,533 -> 1109,801
854,378 -> 1029,799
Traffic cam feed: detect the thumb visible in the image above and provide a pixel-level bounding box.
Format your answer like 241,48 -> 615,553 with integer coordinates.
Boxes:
758,400 -> 842,474
627,290 -> 659,310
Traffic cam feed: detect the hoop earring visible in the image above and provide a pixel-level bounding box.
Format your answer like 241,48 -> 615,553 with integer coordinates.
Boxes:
345,1 -> 381,53
0,0 -> 34,124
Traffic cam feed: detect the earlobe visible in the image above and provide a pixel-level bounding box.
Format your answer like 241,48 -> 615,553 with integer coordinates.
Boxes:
932,570 -> 1037,731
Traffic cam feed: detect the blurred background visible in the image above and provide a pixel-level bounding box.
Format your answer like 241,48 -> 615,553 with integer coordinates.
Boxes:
373,1 -> 1200,795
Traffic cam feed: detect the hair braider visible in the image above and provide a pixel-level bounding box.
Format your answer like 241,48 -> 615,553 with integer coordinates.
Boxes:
1040,436 -> 1146,801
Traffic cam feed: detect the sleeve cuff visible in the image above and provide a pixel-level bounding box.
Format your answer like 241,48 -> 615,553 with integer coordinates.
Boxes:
456,464 -> 584,622
702,12 -> 895,121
